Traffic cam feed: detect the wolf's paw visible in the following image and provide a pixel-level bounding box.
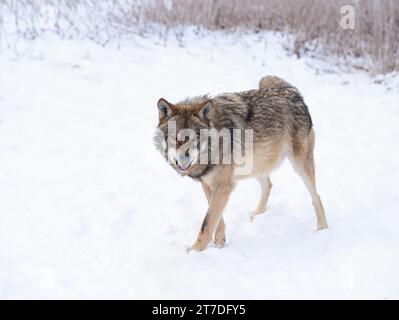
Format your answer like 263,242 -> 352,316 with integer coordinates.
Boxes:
317,222 -> 329,231
249,209 -> 266,222
213,237 -> 226,249
186,238 -> 210,254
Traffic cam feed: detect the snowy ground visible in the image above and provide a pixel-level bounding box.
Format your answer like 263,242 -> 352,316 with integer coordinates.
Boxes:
0,32 -> 398,299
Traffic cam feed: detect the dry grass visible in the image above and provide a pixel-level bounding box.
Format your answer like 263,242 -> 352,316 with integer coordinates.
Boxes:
1,0 -> 398,74
145,0 -> 399,74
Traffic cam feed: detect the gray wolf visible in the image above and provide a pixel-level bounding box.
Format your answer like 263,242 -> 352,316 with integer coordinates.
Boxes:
154,75 -> 328,252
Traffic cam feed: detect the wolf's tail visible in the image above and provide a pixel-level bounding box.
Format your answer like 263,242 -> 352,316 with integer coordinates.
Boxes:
259,75 -> 292,89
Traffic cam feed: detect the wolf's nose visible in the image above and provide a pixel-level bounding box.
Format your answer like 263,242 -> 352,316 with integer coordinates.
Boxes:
178,154 -> 190,165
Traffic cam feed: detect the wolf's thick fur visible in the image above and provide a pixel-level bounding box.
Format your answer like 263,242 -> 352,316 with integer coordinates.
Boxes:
154,76 -> 328,252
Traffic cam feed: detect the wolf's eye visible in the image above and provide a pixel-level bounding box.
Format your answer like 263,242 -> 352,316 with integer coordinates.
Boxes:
202,106 -> 210,116
198,101 -> 212,119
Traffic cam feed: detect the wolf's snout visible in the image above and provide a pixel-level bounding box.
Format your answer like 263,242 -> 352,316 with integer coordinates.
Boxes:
176,153 -> 192,170
178,154 -> 190,165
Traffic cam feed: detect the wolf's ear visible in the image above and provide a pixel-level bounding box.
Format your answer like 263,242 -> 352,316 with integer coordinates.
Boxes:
197,100 -> 213,120
157,98 -> 174,121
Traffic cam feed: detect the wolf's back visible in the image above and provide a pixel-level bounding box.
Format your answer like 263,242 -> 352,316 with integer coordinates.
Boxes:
259,75 -> 296,90
256,75 -> 312,133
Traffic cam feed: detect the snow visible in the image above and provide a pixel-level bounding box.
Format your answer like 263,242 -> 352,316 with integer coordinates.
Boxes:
0,31 -> 398,299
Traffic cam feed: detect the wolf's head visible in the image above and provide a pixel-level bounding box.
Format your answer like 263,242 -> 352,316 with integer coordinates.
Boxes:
154,96 -> 215,177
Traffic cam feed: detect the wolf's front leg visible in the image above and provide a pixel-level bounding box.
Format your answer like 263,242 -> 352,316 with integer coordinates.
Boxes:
214,218 -> 226,248
189,182 -> 234,252
202,181 -> 226,248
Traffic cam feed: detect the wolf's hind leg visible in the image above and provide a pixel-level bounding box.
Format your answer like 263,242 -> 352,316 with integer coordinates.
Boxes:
288,129 -> 328,230
250,175 -> 272,222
